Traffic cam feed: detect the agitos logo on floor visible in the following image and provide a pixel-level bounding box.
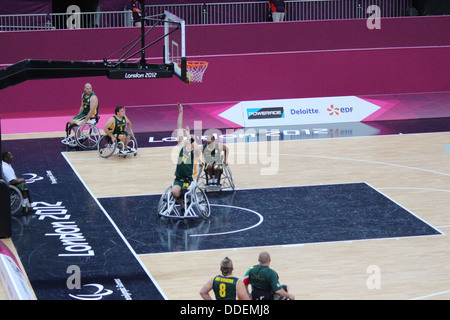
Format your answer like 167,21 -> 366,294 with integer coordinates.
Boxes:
247,107 -> 285,119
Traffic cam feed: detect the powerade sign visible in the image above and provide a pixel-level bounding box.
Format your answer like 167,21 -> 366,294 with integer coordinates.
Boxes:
247,107 -> 284,120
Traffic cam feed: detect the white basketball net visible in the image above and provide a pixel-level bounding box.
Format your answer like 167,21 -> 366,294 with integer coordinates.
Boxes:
186,61 -> 208,83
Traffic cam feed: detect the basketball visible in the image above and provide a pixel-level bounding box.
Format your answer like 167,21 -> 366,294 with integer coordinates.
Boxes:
184,73 -> 191,84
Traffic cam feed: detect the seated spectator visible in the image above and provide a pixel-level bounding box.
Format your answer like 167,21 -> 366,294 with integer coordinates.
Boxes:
1,151 -> 32,213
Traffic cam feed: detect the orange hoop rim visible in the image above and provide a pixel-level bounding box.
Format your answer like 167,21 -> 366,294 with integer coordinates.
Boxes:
186,61 -> 208,67
177,61 -> 209,83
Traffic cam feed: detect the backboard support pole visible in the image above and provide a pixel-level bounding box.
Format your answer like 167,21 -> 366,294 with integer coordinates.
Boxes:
139,0 -> 146,67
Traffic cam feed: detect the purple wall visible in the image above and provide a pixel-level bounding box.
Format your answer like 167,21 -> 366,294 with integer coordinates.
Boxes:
0,0 -> 52,15
1,16 -> 449,64
0,16 -> 449,119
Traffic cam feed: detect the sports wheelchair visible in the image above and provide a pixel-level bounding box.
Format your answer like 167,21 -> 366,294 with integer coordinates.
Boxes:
196,161 -> 235,191
0,179 -> 23,215
61,116 -> 101,150
97,134 -> 138,158
157,179 -> 211,219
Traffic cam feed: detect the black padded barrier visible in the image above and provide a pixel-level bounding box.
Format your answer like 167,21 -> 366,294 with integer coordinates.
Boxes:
0,179 -> 11,238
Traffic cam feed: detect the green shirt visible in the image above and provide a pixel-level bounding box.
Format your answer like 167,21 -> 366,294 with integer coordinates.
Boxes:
175,146 -> 194,179
112,115 -> 126,135
212,275 -> 239,300
243,265 -> 282,293
202,143 -> 222,165
81,92 -> 98,117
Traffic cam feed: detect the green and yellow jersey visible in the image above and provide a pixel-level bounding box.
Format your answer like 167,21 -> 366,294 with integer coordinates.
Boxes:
81,92 -> 98,117
212,275 -> 239,300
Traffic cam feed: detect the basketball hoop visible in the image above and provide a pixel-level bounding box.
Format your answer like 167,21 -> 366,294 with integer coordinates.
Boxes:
184,61 -> 208,84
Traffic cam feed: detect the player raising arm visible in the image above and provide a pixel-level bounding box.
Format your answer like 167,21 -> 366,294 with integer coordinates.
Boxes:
172,103 -> 202,212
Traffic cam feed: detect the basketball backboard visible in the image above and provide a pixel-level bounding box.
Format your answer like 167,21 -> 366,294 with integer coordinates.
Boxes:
164,10 -> 187,82
0,11 -> 189,90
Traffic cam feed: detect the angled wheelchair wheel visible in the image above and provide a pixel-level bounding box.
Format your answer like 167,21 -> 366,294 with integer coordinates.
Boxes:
76,123 -> 101,150
223,164 -> 236,190
9,185 -> 23,214
129,135 -> 138,156
193,187 -> 211,219
98,135 -> 117,158
157,185 -> 174,217
195,164 -> 206,188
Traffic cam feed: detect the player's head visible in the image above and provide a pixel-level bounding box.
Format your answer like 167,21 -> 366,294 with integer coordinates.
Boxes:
115,105 -> 125,115
1,151 -> 12,163
206,135 -> 215,145
220,257 -> 233,276
84,83 -> 93,94
189,134 -> 199,145
258,251 -> 271,265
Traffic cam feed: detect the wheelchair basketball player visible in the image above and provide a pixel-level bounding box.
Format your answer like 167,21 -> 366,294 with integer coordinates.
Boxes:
62,83 -> 99,146
243,251 -> 295,300
202,135 -> 228,185
172,103 -> 202,212
103,105 -> 135,154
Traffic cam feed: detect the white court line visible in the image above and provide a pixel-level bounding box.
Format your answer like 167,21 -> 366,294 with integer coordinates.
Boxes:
67,148 -> 450,178
190,204 -> 263,237
378,187 -> 450,232
366,183 -> 444,235
65,149 -> 450,252
378,187 -> 450,193
276,153 -> 450,177
410,289 -> 450,300
61,152 -> 168,300
72,150 -> 450,205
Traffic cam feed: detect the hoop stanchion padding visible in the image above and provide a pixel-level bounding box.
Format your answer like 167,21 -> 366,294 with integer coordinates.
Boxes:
0,180 -> 11,238
0,240 -> 35,299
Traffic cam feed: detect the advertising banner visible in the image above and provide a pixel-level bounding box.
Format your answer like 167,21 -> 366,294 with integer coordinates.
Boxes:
219,96 -> 381,128
217,92 -> 450,128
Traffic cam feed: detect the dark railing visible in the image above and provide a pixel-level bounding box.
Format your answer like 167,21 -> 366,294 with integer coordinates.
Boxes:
0,0 -> 413,31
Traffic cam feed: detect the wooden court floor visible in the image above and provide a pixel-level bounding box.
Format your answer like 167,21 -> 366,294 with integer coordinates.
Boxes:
2,130 -> 450,300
